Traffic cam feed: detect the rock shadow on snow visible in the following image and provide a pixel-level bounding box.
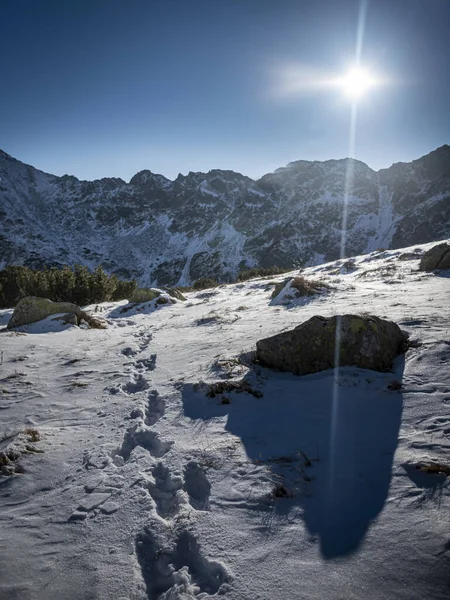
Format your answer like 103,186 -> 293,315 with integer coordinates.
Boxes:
181,357 -> 405,560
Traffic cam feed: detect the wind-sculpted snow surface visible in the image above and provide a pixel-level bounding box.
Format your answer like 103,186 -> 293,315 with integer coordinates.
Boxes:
1,146 -> 450,284
0,240 -> 449,599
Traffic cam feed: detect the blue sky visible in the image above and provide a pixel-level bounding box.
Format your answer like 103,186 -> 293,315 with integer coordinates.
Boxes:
1,0 -> 449,181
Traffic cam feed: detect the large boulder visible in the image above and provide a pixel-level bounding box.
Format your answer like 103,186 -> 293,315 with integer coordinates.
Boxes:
419,242 -> 450,271
129,288 -> 161,303
256,314 -> 408,375
163,287 -> 187,301
129,286 -> 185,304
7,297 -> 83,329
7,297 -> 107,330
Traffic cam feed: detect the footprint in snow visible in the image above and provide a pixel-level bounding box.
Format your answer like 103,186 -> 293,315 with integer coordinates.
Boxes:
145,390 -> 165,426
126,391 -> 165,424
133,330 -> 153,352
146,462 -> 183,519
121,346 -> 138,357
183,461 -> 211,511
122,374 -> 150,394
115,424 -> 173,463
135,526 -> 229,599
135,355 -> 157,372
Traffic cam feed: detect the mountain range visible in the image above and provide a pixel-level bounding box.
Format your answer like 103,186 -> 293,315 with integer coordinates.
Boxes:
1,145 -> 449,285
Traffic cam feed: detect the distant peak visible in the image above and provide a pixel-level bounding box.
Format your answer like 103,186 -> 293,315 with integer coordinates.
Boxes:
269,156 -> 372,179
130,170 -> 155,183
130,169 -> 171,187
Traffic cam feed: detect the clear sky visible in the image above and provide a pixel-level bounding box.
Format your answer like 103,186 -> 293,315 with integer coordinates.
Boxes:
1,0 -> 449,182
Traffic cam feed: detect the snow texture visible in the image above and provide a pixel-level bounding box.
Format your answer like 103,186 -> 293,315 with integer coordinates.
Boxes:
0,239 -> 449,599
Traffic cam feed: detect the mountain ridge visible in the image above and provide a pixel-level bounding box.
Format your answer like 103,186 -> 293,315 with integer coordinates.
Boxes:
1,145 -> 449,285
3,144 -> 449,185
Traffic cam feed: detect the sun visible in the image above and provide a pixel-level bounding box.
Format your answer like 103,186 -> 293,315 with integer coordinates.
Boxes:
340,67 -> 376,99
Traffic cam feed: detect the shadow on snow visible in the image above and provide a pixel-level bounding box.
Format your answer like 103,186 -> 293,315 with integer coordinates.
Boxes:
181,356 -> 405,560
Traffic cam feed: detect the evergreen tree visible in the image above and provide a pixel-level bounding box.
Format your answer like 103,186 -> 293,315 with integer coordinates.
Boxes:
89,265 -> 116,303
112,277 -> 137,301
72,264 -> 92,306
0,263 -> 137,308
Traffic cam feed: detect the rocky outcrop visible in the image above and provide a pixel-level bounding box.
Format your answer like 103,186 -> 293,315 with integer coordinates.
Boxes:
419,243 -> 450,271
255,314 -> 408,375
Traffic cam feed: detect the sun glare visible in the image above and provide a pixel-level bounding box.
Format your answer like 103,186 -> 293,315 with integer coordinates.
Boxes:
340,67 -> 376,99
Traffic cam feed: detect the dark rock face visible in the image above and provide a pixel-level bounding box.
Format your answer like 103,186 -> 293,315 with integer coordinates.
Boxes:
1,146 -> 449,285
255,315 -> 408,375
419,243 -> 450,271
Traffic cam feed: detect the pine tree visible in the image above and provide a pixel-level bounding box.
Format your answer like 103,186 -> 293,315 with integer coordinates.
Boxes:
89,265 -> 116,304
72,264 -> 91,306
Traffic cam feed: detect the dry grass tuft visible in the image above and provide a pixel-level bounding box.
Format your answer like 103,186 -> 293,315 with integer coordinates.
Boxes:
272,483 -> 293,498
416,461 -> 450,476
387,380 -> 403,391
271,276 -> 329,299
24,427 -> 41,442
67,381 -> 89,389
207,380 -> 263,399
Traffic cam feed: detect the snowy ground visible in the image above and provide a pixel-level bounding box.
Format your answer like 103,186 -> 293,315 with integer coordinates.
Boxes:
0,240 -> 449,600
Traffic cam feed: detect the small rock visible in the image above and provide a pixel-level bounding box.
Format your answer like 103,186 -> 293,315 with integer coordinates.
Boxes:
84,477 -> 104,493
68,510 -> 87,522
77,492 -> 111,512
100,501 -> 119,515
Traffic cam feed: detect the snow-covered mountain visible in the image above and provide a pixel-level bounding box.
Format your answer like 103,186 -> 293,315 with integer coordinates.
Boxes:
1,146 -> 449,284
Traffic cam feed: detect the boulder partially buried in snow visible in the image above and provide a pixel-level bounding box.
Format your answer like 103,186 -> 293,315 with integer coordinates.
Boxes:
255,314 -> 408,375
7,297 -> 107,330
51,313 -> 78,326
7,297 -> 83,329
130,287 -> 186,303
164,288 -> 187,301
271,276 -> 329,304
419,242 -> 450,271
129,288 -> 161,303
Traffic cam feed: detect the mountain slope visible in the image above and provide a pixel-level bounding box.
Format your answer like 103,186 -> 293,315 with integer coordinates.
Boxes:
1,146 -> 449,284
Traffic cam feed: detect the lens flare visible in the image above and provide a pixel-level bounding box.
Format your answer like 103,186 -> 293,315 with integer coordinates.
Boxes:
339,67 -> 377,99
